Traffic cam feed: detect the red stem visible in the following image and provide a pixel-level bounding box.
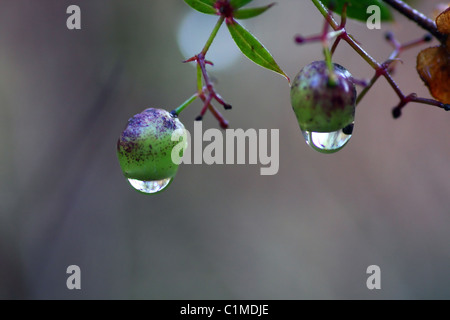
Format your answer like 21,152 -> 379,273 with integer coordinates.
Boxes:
381,0 -> 444,42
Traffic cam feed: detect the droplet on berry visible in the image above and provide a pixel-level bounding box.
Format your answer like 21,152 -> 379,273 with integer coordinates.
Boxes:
117,108 -> 187,194
302,123 -> 354,154
290,61 -> 357,153
127,177 -> 173,194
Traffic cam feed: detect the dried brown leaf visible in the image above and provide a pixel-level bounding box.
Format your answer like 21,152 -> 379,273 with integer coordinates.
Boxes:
436,7 -> 450,34
417,46 -> 450,104
432,4 -> 450,20
416,7 -> 450,103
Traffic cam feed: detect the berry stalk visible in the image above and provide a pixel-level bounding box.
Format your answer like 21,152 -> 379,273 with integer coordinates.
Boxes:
309,0 -> 449,115
171,93 -> 199,117
201,16 -> 225,55
381,0 -> 444,42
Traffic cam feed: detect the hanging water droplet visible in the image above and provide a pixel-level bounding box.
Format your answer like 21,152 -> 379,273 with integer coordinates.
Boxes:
127,177 -> 172,194
301,123 -> 354,154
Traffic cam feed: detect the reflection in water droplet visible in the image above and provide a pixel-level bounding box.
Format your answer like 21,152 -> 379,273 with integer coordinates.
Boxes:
127,177 -> 172,194
302,123 -> 353,154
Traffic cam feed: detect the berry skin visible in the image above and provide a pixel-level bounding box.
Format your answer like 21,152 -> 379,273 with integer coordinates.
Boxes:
117,108 -> 187,181
290,61 -> 357,132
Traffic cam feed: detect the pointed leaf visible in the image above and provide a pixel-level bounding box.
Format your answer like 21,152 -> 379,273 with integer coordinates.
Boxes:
234,3 -> 275,20
320,0 -> 393,22
230,0 -> 254,9
227,19 -> 288,80
184,0 -> 217,15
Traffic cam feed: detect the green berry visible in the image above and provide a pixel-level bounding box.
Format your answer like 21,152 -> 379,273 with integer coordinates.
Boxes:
117,108 -> 187,181
290,61 -> 356,132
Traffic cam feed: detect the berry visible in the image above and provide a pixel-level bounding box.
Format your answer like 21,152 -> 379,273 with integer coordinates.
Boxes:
117,108 -> 187,182
290,61 -> 356,132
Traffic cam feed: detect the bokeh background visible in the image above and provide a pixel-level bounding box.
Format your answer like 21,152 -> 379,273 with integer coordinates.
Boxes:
1,0 -> 449,299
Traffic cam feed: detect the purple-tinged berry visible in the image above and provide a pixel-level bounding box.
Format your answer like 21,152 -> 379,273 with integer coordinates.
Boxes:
290,61 -> 356,133
117,108 -> 187,193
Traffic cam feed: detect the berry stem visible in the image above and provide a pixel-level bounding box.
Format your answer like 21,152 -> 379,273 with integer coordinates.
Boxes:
381,0 -> 444,42
208,103 -> 229,129
198,53 -> 213,92
197,63 -> 203,94
323,47 -> 337,85
311,0 -> 339,29
182,14 -> 231,126
199,93 -> 214,119
356,73 -> 380,106
171,93 -> 199,116
197,53 -> 231,109
310,0 -> 447,115
357,34 -> 433,106
201,16 -> 225,56
311,0 -> 379,69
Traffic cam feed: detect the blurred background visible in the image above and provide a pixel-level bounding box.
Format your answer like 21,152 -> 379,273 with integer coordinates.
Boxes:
1,0 -> 449,299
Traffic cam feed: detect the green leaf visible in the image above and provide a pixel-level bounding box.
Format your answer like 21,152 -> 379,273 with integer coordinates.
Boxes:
227,19 -> 289,80
233,3 -> 275,20
184,0 -> 217,15
230,0 -> 254,9
320,0 -> 394,22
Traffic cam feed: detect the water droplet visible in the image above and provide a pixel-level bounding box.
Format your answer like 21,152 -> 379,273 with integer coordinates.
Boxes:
127,177 -> 172,194
301,123 -> 353,154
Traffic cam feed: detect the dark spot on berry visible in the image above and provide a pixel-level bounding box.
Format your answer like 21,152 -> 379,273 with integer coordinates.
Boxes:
161,116 -> 177,131
331,95 -> 344,109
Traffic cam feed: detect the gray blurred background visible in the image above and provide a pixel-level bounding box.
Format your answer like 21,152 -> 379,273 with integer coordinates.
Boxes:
1,0 -> 449,299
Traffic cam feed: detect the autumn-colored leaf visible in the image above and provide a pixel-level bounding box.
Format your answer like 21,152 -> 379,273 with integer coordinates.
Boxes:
432,3 -> 450,20
417,47 -> 450,104
436,7 -> 450,48
436,7 -> 450,34
416,7 -> 450,104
